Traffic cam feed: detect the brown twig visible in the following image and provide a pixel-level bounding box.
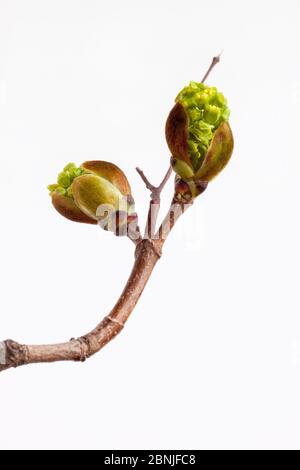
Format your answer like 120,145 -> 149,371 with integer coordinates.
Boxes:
136,165 -> 172,239
0,167 -> 177,373
127,223 -> 143,246
201,52 -> 222,83
127,227 -> 142,245
0,53 -> 221,373
0,239 -> 161,372
155,200 -> 193,250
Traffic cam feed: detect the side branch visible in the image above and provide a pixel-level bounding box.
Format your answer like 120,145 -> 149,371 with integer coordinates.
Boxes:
0,167 -> 178,374
136,165 -> 172,238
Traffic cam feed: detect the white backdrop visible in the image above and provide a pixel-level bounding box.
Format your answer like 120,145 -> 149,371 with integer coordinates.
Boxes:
0,0 -> 299,450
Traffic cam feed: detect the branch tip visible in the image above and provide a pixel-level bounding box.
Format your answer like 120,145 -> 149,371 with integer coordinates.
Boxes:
137,165 -> 172,238
201,51 -> 223,83
136,165 -> 172,201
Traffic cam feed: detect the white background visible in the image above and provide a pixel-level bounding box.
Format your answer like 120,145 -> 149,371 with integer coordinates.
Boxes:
0,0 -> 299,450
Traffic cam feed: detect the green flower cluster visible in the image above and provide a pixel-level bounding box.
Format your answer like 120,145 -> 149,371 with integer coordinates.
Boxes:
176,82 -> 230,171
48,163 -> 87,198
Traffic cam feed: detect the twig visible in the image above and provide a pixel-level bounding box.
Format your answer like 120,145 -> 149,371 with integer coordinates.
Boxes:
0,50 -> 221,373
0,202 -> 188,373
0,239 -> 161,372
136,165 -> 172,238
126,220 -> 142,245
136,165 -> 172,201
0,166 -> 180,374
127,226 -> 142,245
156,200 -> 193,248
201,52 -> 222,83
0,186 -> 203,373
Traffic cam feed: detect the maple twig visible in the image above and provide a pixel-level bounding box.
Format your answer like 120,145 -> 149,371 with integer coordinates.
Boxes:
136,165 -> 172,238
0,52 -> 222,373
201,52 -> 222,83
0,239 -> 161,372
0,167 -> 179,374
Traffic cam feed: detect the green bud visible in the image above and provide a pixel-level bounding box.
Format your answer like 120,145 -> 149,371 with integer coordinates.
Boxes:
48,163 -> 86,196
72,174 -> 123,221
63,163 -> 77,172
204,104 -> 221,125
57,172 -> 71,188
47,184 -> 59,193
166,81 -> 234,190
48,161 -> 137,233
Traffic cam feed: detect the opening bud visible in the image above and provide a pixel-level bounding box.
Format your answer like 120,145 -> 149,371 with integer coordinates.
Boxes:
166,82 -> 234,187
48,161 -> 137,234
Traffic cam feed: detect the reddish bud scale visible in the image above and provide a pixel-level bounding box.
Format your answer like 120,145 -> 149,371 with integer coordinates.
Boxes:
173,179 -> 193,204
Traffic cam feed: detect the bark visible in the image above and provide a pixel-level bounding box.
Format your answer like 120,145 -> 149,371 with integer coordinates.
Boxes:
0,239 -> 161,373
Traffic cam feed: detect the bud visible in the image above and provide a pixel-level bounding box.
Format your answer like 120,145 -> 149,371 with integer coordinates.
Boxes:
166,82 -> 233,186
48,161 -> 137,233
173,178 -> 193,204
